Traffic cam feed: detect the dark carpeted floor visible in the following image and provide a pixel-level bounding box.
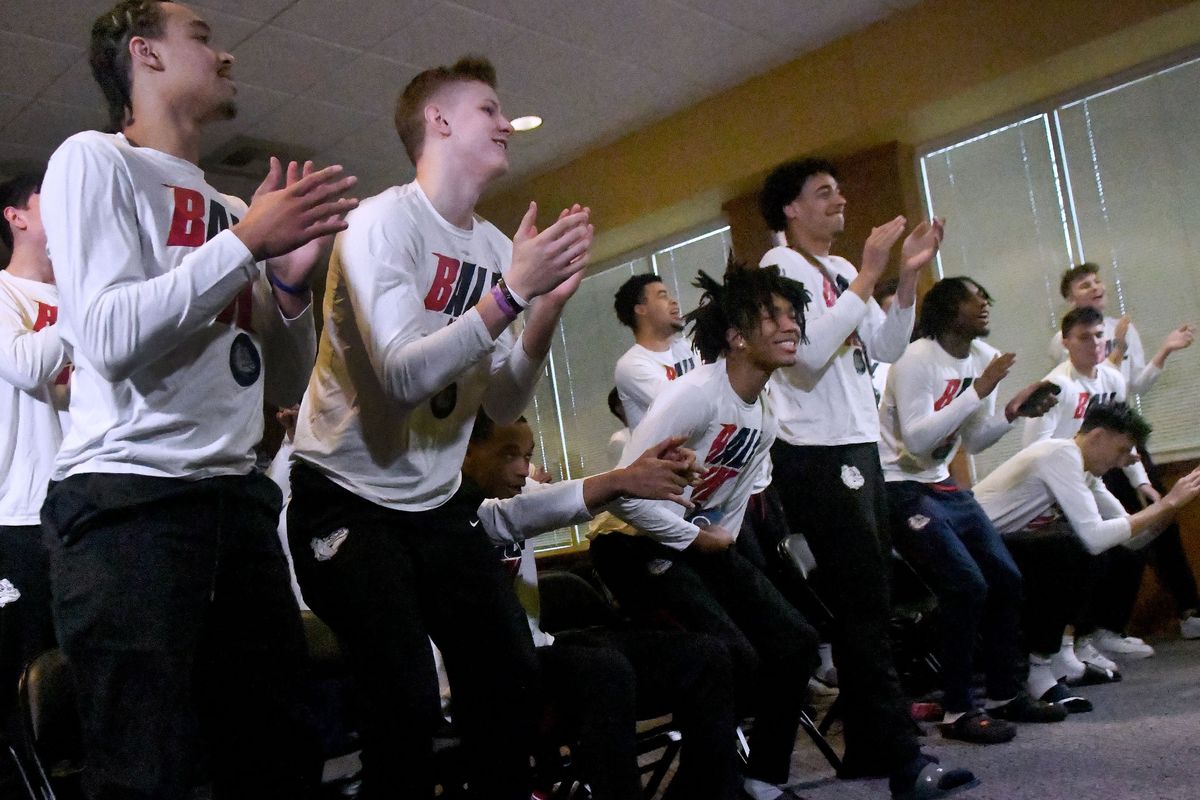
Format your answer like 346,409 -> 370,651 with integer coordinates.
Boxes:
783,639 -> 1200,800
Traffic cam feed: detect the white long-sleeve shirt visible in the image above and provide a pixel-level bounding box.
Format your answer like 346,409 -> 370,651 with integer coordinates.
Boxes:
1020,360 -> 1149,488
609,361 -> 775,550
1048,316 -> 1160,396
293,181 -> 543,511
0,272 -> 70,524
879,337 -> 1012,484
614,338 -> 697,431
478,478 -> 591,647
41,131 -> 315,480
760,247 -> 915,446
974,438 -> 1131,555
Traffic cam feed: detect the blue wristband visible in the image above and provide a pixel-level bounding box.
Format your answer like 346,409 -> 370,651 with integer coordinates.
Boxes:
268,269 -> 310,297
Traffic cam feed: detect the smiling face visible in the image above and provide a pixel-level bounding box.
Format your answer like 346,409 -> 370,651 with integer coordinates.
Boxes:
438,79 -> 513,182
1066,271 -> 1107,312
783,172 -> 845,242
740,293 -> 802,371
1064,320 -> 1106,372
636,280 -> 684,334
949,280 -> 992,339
463,420 -> 534,500
144,2 -> 236,122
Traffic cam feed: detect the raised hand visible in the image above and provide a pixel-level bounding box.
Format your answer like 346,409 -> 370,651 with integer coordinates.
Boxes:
1164,465 -> 1200,510
620,435 -> 699,507
900,217 -> 946,274
859,215 -> 907,281
234,157 -> 358,264
505,201 -> 593,302
975,352 -> 1016,399
1161,323 -> 1196,354
1004,379 -> 1060,421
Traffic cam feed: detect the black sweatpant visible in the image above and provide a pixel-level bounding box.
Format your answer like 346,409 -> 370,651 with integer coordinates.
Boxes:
1002,522 -> 1099,656
1095,452 -> 1200,631
769,440 -> 920,775
542,628 -> 738,800
589,532 -> 818,786
287,464 -> 538,800
41,471 -> 320,800
0,524 -> 56,732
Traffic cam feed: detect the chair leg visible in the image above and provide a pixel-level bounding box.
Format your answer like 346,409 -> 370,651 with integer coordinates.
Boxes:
798,709 -> 842,771
5,744 -> 39,800
817,693 -> 842,736
640,730 -> 681,799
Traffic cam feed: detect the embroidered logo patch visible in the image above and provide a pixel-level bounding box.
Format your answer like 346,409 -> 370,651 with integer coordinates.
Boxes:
908,514 -> 931,531
0,578 -> 20,607
229,332 -> 262,387
647,558 -> 674,576
311,527 -> 349,562
840,464 -> 865,490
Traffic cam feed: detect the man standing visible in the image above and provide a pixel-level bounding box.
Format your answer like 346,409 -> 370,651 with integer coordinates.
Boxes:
879,277 -> 1063,742
757,158 -> 971,794
0,172 -> 67,735
287,56 -> 592,798
613,273 -> 696,430
39,2 -> 358,797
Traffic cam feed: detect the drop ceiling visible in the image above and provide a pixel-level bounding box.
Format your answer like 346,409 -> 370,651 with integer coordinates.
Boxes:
1,0 -> 919,201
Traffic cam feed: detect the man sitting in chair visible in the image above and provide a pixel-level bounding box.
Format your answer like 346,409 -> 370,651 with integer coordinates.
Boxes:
462,410 -> 739,800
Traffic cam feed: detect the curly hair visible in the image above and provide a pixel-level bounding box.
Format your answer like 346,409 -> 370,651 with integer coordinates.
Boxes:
915,276 -> 993,340
686,256 -> 810,363
758,158 -> 838,232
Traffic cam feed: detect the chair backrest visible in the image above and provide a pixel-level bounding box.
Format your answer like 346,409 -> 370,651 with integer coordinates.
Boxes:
779,533 -> 818,579
19,649 -> 83,799
536,570 -> 619,635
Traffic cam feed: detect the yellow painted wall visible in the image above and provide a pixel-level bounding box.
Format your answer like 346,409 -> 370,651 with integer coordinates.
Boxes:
479,0 -> 1200,265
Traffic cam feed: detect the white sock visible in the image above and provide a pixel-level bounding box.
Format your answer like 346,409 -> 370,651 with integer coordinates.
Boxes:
1051,636 -> 1086,680
1028,654 -> 1059,698
743,777 -> 784,800
818,642 -> 834,671
942,710 -> 967,724
984,695 -> 1016,710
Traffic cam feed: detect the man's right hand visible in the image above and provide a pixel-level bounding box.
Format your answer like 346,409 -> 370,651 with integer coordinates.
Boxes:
974,352 -> 1016,399
858,216 -> 907,282
1163,465 -> 1200,510
688,524 -> 734,553
504,201 -> 593,301
233,158 -> 359,262
618,436 -> 698,508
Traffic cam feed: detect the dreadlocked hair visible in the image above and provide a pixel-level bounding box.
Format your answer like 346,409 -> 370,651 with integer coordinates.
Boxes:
685,255 -> 810,364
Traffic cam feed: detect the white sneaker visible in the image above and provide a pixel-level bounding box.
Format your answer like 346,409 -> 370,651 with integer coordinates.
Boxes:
1181,615 -> 1200,640
1075,640 -> 1119,671
1092,628 -> 1154,658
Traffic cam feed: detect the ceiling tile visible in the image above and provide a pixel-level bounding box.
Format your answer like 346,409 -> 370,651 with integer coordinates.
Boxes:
682,0 -> 891,49
39,55 -> 106,111
323,114 -> 408,167
0,0 -> 111,45
186,0 -> 295,22
231,25 -> 362,96
200,81 -> 295,155
451,0 -> 632,55
0,93 -> 31,128
0,100 -> 104,149
0,140 -> 59,178
273,0 -> 433,50
188,3 -> 264,51
249,97 -> 376,155
0,32 -> 82,98
371,1 -> 520,67
305,53 -> 418,116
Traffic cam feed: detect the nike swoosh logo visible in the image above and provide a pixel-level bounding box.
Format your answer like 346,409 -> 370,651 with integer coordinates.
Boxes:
469,519 -> 480,527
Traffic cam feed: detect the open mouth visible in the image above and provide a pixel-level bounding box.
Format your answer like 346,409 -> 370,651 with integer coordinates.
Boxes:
494,138 -> 508,151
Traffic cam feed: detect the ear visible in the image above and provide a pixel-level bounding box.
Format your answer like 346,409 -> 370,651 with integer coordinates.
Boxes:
726,326 -> 745,351
425,103 -> 450,138
782,198 -> 800,221
129,35 -> 164,72
2,206 -> 21,230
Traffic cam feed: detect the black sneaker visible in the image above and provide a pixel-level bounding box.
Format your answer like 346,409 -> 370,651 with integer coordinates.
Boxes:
988,693 -> 1067,723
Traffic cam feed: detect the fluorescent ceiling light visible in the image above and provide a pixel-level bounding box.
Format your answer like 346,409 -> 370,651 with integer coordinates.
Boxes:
511,115 -> 543,131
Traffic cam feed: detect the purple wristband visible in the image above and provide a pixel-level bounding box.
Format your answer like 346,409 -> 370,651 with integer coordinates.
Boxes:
267,269 -> 310,297
490,283 -> 520,320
